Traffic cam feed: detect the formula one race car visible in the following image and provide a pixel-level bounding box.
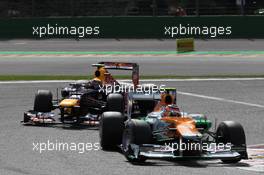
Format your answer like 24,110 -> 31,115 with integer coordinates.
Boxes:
22,62 -> 140,125
99,88 -> 248,163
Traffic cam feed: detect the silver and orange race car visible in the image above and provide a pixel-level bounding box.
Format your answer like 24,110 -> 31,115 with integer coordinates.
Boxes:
22,62 -> 140,125
100,88 -> 248,164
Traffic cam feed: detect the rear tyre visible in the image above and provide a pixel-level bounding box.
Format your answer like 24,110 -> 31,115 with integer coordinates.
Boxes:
34,90 -> 53,112
107,93 -> 124,113
122,119 -> 152,163
99,112 -> 124,150
216,121 -> 247,163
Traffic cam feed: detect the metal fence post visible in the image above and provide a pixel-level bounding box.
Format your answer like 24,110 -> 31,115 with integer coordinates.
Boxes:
31,0 -> 35,17
152,0 -> 157,16
241,0 -> 245,15
71,0 -> 74,17
112,0 -> 114,16
195,0 -> 200,16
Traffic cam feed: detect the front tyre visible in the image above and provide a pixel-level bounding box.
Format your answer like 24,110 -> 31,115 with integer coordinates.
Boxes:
122,119 -> 152,163
99,112 -> 124,150
216,121 -> 247,163
34,90 -> 53,112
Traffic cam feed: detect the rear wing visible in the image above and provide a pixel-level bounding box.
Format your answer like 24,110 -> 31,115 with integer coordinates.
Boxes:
92,62 -> 139,87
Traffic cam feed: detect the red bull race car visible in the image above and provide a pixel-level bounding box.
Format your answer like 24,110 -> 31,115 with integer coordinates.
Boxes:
22,62 -> 140,125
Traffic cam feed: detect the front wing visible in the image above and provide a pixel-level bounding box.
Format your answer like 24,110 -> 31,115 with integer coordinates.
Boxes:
127,144 -> 244,160
22,110 -> 99,126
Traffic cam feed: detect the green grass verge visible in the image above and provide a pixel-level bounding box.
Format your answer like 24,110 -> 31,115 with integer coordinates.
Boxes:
1,74 -> 264,81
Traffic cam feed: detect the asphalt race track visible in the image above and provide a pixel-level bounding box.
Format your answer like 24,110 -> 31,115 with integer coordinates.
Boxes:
0,80 -> 263,175
0,39 -> 264,51
1,39 -> 264,76
0,39 -> 264,175
2,55 -> 264,76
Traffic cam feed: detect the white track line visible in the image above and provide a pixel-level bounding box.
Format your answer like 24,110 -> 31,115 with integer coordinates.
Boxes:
178,91 -> 264,108
0,80 -> 72,84
140,78 -> 264,82
0,77 -> 264,84
14,42 -> 26,45
248,143 -> 264,148
1,79 -> 264,108
1,78 -> 264,108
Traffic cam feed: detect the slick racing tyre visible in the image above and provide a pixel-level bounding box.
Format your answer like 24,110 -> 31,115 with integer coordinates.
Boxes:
34,90 -> 53,113
216,121 -> 247,163
122,119 -> 152,163
107,93 -> 124,113
99,112 -> 124,150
